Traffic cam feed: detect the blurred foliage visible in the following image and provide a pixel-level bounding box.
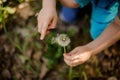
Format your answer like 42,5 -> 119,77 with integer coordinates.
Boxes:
0,0 -> 25,29
0,0 -> 43,79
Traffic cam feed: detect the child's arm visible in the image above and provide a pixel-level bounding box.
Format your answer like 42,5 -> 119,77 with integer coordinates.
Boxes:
87,16 -> 120,55
63,15 -> 120,67
37,0 -> 57,40
37,0 -> 80,40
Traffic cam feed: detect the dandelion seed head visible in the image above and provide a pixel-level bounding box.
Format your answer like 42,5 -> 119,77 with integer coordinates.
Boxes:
55,34 -> 70,47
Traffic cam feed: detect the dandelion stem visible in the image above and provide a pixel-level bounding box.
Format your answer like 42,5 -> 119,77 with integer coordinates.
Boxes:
69,67 -> 73,80
63,46 -> 73,80
1,3 -> 23,53
64,46 -> 66,53
82,71 -> 88,80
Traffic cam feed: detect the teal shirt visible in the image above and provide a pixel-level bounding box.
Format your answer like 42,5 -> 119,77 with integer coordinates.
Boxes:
75,0 -> 119,39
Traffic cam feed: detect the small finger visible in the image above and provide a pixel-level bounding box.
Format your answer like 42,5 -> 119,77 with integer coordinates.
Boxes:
64,58 -> 73,67
64,53 -> 80,61
37,15 -> 41,32
38,23 -> 42,33
40,22 -> 48,40
48,17 -> 57,29
64,58 -> 80,67
65,57 -> 83,67
63,54 -> 73,61
63,53 -> 79,61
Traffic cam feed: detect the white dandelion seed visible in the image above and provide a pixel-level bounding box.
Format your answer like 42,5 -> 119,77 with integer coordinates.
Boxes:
55,34 -> 70,47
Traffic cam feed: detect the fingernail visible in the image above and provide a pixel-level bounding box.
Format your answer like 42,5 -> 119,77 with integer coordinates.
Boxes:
40,37 -> 42,40
40,36 -> 43,40
40,38 -> 43,40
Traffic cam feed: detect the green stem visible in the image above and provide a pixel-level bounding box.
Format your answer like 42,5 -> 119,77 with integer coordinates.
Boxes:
1,3 -> 23,53
63,46 -> 73,80
64,46 -> 66,53
82,71 -> 87,80
69,67 -> 73,80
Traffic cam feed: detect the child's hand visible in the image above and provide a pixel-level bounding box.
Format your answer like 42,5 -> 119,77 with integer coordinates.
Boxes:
37,8 -> 57,40
63,46 -> 92,67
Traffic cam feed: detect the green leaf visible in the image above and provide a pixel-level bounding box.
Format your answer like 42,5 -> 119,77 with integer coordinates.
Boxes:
5,7 -> 16,14
55,47 -> 63,58
17,54 -> 29,64
67,27 -> 76,37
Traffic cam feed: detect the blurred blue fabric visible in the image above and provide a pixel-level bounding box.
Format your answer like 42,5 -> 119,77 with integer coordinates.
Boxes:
60,0 -> 119,39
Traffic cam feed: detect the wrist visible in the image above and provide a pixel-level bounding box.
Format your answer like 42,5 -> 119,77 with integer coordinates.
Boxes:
82,45 -> 94,57
42,0 -> 56,9
84,44 -> 95,57
85,40 -> 102,56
